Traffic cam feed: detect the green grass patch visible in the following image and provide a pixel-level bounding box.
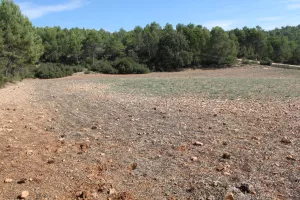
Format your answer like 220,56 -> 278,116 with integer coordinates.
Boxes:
95,77 -> 300,100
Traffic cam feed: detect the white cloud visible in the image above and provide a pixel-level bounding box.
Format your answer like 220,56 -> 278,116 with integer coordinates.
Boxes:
203,20 -> 236,30
287,3 -> 300,9
282,0 -> 300,9
17,0 -> 86,19
258,16 -> 282,22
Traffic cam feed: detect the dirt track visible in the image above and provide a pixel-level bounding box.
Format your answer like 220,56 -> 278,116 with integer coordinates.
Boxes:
0,67 -> 299,200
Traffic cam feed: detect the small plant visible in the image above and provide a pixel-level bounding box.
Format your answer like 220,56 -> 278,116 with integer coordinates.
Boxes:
260,58 -> 272,66
242,59 -> 250,65
35,63 -> 83,79
84,70 -> 91,74
113,57 -> 150,74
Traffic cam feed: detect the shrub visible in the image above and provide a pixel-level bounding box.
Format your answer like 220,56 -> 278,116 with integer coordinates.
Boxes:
242,59 -> 250,65
35,63 -> 83,79
0,74 -> 4,87
260,58 -> 272,66
113,57 -> 150,74
91,60 -> 118,74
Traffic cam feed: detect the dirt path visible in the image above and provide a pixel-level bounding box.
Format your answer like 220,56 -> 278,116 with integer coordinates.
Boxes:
0,69 -> 299,199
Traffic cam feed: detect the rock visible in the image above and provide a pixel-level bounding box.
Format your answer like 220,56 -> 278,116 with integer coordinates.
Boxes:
47,159 -> 55,164
129,162 -> 137,170
108,188 -> 117,195
286,155 -> 296,161
20,191 -> 29,199
237,183 -> 255,194
222,141 -> 228,146
4,178 -> 13,183
207,195 -> 215,200
17,179 -> 27,184
222,153 -> 231,159
193,141 -> 203,146
191,157 -> 198,161
91,126 -> 98,130
26,150 -> 33,155
281,138 -> 292,145
251,136 -> 260,140
224,193 -> 234,200
216,165 -> 225,172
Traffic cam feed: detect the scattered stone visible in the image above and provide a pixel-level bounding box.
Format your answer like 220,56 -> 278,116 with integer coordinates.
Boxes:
286,155 -> 296,161
108,188 -> 117,195
216,165 -> 225,172
100,153 -> 106,157
281,138 -> 292,145
222,141 -> 228,146
237,183 -> 255,194
223,171 -> 231,176
224,193 -> 234,200
91,126 -> 98,130
222,153 -> 231,159
213,113 -> 218,117
191,157 -> 198,161
20,191 -> 29,199
251,136 -> 260,140
26,150 -> 33,155
129,162 -> 137,170
207,195 -> 215,200
80,143 -> 89,153
17,179 -> 27,184
4,178 -> 13,183
193,141 -> 203,146
75,191 -> 90,199
47,159 -> 55,164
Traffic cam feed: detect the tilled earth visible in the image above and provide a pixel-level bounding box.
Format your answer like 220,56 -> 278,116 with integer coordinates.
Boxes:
0,67 -> 299,200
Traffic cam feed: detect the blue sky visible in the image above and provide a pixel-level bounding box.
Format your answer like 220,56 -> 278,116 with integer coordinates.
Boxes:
15,0 -> 300,31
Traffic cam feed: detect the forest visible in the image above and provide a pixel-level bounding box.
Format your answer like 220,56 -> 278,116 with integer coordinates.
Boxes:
1,0 -> 300,85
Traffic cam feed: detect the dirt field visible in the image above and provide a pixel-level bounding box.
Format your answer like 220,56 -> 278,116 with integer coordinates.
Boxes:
0,65 -> 299,200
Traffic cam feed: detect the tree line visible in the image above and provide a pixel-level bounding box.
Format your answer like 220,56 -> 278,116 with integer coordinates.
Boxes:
1,0 -> 300,84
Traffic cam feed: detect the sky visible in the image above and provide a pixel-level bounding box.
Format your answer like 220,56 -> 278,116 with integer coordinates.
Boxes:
15,0 -> 300,32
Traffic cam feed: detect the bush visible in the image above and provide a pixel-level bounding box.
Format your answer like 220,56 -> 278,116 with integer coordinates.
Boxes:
260,58 -> 272,66
91,60 -> 118,74
242,59 -> 250,65
35,63 -> 83,79
113,57 -> 150,74
0,74 -> 4,87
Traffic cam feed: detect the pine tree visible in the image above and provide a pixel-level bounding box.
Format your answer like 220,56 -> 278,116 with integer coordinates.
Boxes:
206,27 -> 237,66
0,0 -> 43,77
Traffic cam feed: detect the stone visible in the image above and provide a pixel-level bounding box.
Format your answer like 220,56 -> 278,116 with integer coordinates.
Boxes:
4,179 -> 13,183
191,157 -> 198,161
237,183 -> 255,194
222,153 -> 231,159
109,188 -> 117,195
281,137 -> 292,145
224,193 -> 234,200
193,141 -> 203,146
20,191 -> 29,199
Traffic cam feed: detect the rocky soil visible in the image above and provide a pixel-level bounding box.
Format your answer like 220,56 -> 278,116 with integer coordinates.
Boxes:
0,67 -> 299,200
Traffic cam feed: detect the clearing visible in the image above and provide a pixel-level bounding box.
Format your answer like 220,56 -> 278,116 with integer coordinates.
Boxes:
0,65 -> 299,200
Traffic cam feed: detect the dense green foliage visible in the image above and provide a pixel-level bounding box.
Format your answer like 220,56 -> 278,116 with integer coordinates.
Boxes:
35,63 -> 83,79
260,58 -> 273,66
0,0 -> 43,85
1,0 -> 300,85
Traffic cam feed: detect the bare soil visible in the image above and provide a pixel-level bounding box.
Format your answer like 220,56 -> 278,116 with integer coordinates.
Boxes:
0,66 -> 299,200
